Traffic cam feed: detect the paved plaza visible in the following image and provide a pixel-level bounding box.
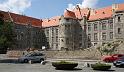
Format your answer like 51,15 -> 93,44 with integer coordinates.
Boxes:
0,62 -> 124,72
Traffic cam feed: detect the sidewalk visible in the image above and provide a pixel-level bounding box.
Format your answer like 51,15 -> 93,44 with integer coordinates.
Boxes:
0,54 -> 18,63
46,58 -> 100,62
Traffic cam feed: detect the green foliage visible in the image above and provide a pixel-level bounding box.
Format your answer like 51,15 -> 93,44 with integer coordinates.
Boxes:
96,40 -> 123,56
0,17 -> 15,49
52,60 -> 78,70
52,60 -> 78,64
91,62 -> 111,70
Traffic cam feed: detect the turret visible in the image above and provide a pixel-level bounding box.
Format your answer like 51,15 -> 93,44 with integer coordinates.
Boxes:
58,10 -> 81,50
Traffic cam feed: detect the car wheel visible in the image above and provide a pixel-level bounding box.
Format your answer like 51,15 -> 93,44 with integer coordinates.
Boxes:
40,58 -> 44,62
24,59 -> 29,63
115,65 -> 120,67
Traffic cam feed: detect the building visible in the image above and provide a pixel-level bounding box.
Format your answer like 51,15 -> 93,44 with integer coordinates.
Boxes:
0,10 -> 43,51
42,3 -> 124,50
1,3 -> 124,51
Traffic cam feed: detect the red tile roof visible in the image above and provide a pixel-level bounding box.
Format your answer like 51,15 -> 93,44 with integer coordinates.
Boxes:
42,16 -> 60,27
73,7 -> 90,19
42,3 -> 124,27
115,3 -> 124,11
64,9 -> 76,19
88,6 -> 112,21
0,10 -> 42,27
2,3 -> 122,28
42,10 -> 76,27
88,3 -> 124,21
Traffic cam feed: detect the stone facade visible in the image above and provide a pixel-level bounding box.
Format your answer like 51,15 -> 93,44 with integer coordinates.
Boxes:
43,4 -> 124,50
0,10 -> 43,51
43,26 -> 59,50
14,24 -> 42,50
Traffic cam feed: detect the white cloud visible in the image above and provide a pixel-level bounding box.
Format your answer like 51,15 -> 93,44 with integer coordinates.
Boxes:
67,0 -> 99,10
0,0 -> 31,14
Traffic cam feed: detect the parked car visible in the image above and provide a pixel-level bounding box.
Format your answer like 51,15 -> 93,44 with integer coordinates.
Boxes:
113,56 -> 124,67
101,54 -> 124,62
18,52 -> 46,63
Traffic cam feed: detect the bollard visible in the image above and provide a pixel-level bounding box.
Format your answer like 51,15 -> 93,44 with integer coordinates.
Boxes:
87,63 -> 90,67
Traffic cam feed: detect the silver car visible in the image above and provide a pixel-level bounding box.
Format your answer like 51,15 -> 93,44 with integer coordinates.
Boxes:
18,52 -> 46,63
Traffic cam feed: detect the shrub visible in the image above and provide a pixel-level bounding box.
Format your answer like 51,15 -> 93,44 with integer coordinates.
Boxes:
91,62 -> 111,71
52,60 -> 78,70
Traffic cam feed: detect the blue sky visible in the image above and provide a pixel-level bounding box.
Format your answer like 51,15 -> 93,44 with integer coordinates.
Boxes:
0,0 -> 124,19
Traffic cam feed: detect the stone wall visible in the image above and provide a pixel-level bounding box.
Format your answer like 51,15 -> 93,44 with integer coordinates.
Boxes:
7,49 -> 101,59
7,41 -> 124,59
45,49 -> 101,60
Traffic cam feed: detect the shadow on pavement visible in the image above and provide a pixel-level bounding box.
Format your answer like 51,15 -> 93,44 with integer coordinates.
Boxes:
93,69 -> 115,71
55,68 -> 82,71
0,59 -> 18,63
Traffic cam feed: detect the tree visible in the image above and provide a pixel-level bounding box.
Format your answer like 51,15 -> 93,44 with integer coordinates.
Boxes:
0,14 -> 16,53
96,40 -> 123,56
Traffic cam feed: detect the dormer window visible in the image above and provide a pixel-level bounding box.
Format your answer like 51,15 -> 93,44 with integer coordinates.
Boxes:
102,12 -> 105,14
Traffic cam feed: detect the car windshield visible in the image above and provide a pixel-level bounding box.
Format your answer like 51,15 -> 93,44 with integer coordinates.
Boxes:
119,56 -> 124,59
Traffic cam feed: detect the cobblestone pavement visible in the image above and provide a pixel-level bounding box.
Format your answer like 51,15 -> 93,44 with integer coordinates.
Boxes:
0,63 -> 124,72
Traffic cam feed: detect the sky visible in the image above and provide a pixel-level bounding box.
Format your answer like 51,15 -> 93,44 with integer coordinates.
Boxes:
0,0 -> 124,19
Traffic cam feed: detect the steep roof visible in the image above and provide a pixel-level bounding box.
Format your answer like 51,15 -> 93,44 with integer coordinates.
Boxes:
88,3 -> 124,21
42,16 -> 60,27
114,3 -> 124,11
64,9 -> 76,19
73,6 -> 90,19
89,6 -> 112,21
42,3 -> 124,27
0,10 -> 42,27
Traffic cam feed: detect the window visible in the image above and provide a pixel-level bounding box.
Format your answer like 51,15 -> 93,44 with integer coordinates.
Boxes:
79,43 -> 82,47
94,33 -> 98,40
66,38 -> 69,44
88,34 -> 91,40
102,22 -> 106,30
88,43 -> 91,48
118,16 -> 121,22
118,28 -> 121,34
47,37 -> 49,42
56,36 -> 58,42
56,29 -> 58,35
110,32 -> 113,39
52,28 -> 54,36
61,39 -> 64,42
46,30 -> 49,35
52,37 -> 54,42
110,23 -> 113,29
84,25 -> 87,31
94,43 -> 97,46
94,23 -> 97,31
56,44 -> 58,49
102,33 -> 106,40
88,24 -> 91,31
66,18 -> 69,21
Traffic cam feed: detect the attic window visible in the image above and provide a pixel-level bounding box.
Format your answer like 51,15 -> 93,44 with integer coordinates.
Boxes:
102,12 -> 105,14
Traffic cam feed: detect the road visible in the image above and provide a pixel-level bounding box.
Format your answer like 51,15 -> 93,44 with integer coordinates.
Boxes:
0,54 -> 124,72
0,62 -> 124,72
